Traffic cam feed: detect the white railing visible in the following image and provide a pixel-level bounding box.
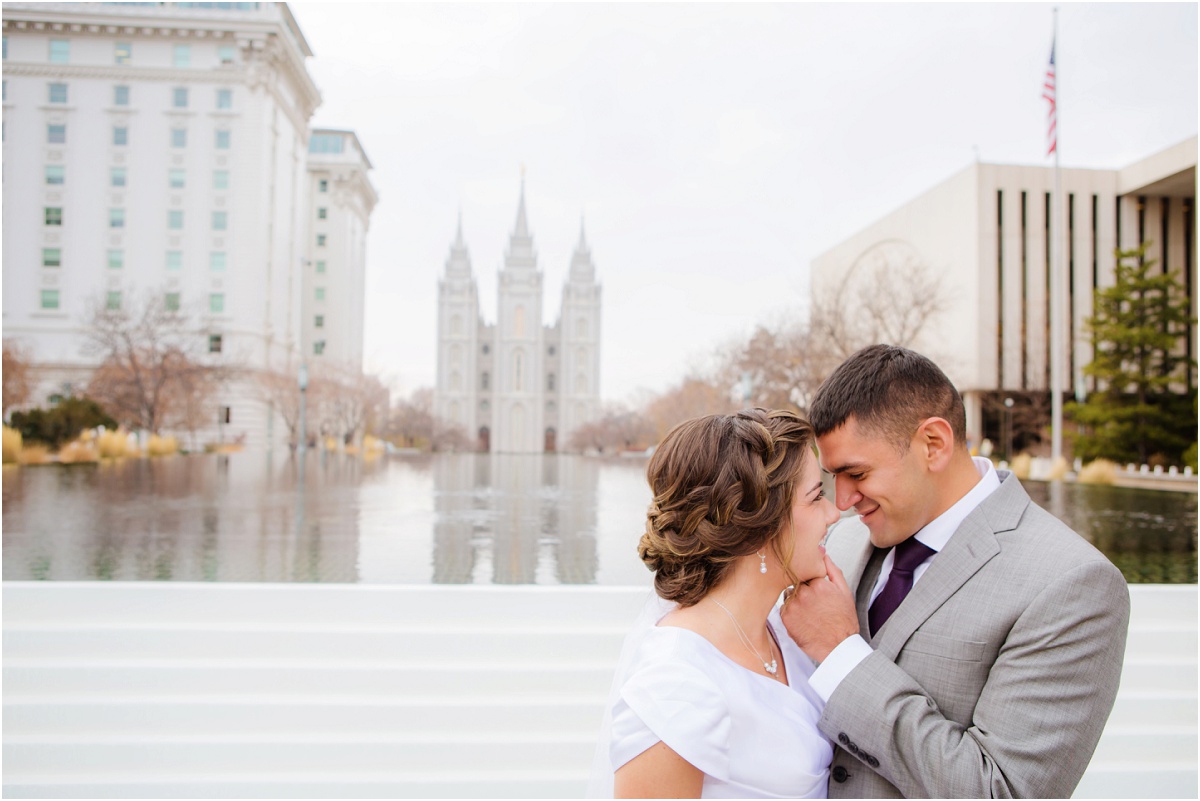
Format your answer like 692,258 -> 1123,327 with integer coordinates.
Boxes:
3,582 -> 1195,799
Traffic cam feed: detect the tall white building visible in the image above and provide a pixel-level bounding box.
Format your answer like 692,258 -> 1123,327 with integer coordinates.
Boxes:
811,137 -> 1196,449
435,186 -> 602,453
1,2 -> 376,448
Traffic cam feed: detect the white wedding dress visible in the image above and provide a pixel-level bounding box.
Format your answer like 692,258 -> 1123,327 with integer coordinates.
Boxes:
588,595 -> 832,798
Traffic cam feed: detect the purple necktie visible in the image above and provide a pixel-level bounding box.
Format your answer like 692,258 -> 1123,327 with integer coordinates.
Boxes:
868,537 -> 936,637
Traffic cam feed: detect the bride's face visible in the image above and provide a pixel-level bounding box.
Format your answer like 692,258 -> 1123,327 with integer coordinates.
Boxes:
784,452 -> 839,584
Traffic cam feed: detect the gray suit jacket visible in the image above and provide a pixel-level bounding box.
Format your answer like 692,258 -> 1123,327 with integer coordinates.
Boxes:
821,471 -> 1130,798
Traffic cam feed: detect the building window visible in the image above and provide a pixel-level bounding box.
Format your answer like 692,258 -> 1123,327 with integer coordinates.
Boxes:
315,261 -> 326,273
216,88 -> 232,109
45,165 -> 64,185
40,290 -> 60,310
309,134 -> 344,154
212,211 -> 227,231
2,37 -> 7,60
548,345 -> 556,356
318,179 -> 328,193
49,39 -> 69,64
316,234 -> 326,247
113,126 -> 128,146
47,124 -> 66,144
317,207 -> 327,220
171,128 -> 187,148
314,314 -> 324,328
482,344 -> 490,355
209,293 -> 225,314
213,170 -> 229,190
165,292 -> 181,312
208,334 -> 223,353
481,371 -> 489,390
217,46 -> 235,65
172,87 -> 188,108
109,208 -> 125,229
108,250 -> 123,269
173,45 -> 190,68
48,83 -> 68,103
210,252 -> 225,271
214,130 -> 230,150
114,42 -> 131,64
168,210 -> 183,230
166,251 -> 182,270
106,291 -> 122,311
547,373 -> 556,391
111,167 -> 126,187
114,85 -> 130,106
169,169 -> 185,189
45,207 -> 63,226
313,341 -> 326,356
42,248 -> 61,268
315,287 -> 325,302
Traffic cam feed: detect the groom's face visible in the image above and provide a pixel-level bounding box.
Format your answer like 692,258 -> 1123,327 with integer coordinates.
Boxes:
816,416 -> 936,550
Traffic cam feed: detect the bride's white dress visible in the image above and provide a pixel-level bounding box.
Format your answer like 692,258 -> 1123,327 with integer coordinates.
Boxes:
588,595 -> 832,798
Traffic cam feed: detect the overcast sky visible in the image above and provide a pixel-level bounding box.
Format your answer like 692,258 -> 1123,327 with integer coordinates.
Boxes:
289,2 -> 1197,404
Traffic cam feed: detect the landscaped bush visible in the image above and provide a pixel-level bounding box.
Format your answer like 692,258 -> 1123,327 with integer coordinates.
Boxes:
1078,459 -> 1118,485
147,435 -> 178,457
2,426 -> 22,463
58,439 -> 99,464
18,444 -> 50,464
10,398 -> 116,450
97,430 -> 138,459
1008,453 -> 1032,479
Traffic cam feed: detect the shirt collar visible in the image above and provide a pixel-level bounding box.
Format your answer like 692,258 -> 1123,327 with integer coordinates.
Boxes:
913,456 -> 1001,554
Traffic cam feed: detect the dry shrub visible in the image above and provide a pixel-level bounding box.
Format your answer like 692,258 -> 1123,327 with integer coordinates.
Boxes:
98,430 -> 137,459
324,436 -> 339,452
2,426 -> 22,463
1009,453 -> 1032,480
147,435 -> 178,457
19,444 -> 50,464
1078,459 -> 1118,485
58,439 -> 100,464
1048,456 -> 1069,481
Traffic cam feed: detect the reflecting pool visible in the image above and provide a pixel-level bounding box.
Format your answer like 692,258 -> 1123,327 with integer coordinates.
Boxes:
2,452 -> 1195,584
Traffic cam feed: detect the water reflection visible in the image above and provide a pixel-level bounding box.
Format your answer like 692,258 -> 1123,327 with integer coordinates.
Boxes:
2,454 -> 1194,584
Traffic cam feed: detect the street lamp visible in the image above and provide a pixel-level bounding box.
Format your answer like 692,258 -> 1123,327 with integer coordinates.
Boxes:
298,362 -> 309,454
1003,397 -> 1015,464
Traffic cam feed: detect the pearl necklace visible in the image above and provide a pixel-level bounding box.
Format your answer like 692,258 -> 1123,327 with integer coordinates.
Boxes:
712,598 -> 778,676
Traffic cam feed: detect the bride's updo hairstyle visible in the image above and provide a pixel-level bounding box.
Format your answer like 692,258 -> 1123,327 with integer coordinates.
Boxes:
638,408 -> 814,606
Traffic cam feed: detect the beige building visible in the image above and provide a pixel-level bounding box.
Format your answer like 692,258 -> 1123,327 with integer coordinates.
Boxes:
811,137 -> 1196,450
1,2 -> 376,449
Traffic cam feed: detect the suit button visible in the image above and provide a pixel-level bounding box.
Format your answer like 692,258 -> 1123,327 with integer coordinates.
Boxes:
837,733 -> 850,745
832,766 -> 850,783
867,756 -> 880,768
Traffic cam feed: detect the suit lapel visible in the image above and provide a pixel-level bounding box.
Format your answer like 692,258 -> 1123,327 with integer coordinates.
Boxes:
873,471 -> 1029,659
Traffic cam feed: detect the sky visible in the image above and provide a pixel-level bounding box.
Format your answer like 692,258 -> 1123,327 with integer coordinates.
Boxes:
289,2 -> 1197,405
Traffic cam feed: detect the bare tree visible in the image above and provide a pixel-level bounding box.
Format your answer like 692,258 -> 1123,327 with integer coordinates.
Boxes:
811,240 -> 951,359
83,290 -> 227,434
713,321 -> 841,415
254,368 -> 303,448
3,341 -> 32,419
568,402 -> 656,454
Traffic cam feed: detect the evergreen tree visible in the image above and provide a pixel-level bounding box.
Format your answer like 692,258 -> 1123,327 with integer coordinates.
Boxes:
1068,243 -> 1196,465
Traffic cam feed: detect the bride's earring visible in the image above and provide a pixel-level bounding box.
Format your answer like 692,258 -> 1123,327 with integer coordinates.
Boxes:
759,551 -> 768,574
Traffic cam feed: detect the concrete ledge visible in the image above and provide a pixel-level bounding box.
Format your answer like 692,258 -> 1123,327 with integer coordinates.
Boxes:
3,582 -> 1194,799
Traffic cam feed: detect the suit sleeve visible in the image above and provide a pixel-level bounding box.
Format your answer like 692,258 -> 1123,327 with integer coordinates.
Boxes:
818,559 -> 1130,799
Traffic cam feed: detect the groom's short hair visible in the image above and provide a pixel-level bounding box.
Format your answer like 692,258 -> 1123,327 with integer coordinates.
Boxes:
810,344 -> 967,450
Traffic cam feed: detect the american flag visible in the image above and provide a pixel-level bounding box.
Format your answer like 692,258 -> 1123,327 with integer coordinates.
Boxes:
1042,39 -> 1057,156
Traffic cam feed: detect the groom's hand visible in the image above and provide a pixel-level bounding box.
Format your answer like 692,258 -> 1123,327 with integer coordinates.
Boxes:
781,549 -> 860,664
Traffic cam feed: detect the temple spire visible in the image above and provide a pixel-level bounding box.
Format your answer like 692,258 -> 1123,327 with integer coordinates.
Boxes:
513,171 -> 530,239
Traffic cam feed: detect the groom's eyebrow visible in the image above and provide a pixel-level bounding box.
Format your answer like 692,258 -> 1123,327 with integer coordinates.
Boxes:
827,461 -> 866,475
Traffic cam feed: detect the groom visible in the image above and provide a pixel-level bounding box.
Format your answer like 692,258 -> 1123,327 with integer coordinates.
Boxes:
782,345 -> 1130,798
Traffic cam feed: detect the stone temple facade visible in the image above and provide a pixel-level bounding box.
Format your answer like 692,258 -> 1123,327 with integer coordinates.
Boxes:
435,185 -> 601,453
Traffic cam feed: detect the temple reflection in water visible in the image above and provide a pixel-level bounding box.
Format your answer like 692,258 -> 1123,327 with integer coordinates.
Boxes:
433,454 -> 599,584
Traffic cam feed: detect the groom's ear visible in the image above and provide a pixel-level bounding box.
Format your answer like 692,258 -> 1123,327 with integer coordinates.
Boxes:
913,417 -> 955,472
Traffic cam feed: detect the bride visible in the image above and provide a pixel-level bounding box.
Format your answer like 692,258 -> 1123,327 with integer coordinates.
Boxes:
590,408 -> 839,798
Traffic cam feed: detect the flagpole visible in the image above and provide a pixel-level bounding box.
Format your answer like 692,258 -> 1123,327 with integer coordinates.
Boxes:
1050,6 -> 1065,469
